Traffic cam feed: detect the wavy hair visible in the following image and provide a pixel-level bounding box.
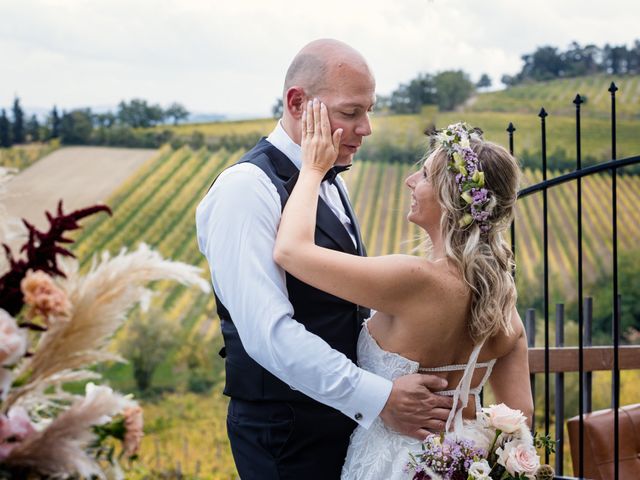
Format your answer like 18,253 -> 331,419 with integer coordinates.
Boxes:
427,140 -> 521,342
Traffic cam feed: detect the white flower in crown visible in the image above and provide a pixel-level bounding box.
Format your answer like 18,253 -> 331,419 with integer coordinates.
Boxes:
437,130 -> 454,144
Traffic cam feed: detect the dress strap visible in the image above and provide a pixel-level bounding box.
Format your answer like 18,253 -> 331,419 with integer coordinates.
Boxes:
444,339 -> 486,433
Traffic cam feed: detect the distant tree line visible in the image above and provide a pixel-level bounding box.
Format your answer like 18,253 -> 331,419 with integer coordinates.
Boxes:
502,40 -> 640,86
0,97 -> 189,148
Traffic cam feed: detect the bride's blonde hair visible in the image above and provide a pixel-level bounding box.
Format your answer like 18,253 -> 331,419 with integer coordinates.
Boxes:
427,139 -> 521,342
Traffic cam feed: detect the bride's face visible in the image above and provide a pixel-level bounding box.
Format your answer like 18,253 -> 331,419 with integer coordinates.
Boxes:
405,154 -> 442,229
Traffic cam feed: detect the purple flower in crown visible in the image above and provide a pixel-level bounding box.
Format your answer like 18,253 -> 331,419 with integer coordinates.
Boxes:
434,122 -> 493,232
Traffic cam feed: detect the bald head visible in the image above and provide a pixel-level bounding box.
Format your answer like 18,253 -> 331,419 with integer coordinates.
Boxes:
283,39 -> 373,97
280,39 -> 376,164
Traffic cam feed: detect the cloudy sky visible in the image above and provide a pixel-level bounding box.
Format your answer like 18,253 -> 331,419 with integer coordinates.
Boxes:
1,0 -> 639,118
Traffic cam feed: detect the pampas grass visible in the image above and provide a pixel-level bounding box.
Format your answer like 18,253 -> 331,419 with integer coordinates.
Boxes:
5,243 -> 210,411
3,383 -> 133,479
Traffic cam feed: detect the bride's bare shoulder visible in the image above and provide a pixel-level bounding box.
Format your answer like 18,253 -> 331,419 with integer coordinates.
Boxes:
486,309 -> 526,359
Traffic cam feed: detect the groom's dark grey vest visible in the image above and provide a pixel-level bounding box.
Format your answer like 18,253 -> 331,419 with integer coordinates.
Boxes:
210,138 -> 370,403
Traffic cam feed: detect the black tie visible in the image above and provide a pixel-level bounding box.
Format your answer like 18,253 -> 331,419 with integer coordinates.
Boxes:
322,164 -> 352,184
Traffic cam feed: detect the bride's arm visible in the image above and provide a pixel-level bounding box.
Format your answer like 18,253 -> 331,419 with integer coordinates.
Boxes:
488,308 -> 534,426
274,99 -> 427,316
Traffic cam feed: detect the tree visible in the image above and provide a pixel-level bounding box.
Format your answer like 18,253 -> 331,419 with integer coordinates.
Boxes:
271,98 -> 283,119
586,250 -> 640,343
60,109 -> 93,144
117,99 -> 164,128
521,46 -> 565,81
120,308 -> 179,393
164,102 -> 189,125
476,73 -> 492,89
433,70 -> 475,111
0,109 -> 12,148
49,106 -> 61,139
93,112 -> 116,128
603,44 -> 630,75
389,73 -> 436,114
12,98 -> 25,144
25,115 -> 40,142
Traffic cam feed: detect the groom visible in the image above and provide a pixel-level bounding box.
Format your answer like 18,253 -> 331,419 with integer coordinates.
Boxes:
196,39 -> 453,479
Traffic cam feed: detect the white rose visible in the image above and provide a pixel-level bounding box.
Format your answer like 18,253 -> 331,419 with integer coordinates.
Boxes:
468,459 -> 492,479
458,420 -> 494,452
497,440 -> 540,477
482,403 -> 527,434
0,309 -> 28,366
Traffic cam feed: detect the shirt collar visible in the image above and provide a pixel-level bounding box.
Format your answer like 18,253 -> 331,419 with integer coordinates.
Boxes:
266,120 -> 302,169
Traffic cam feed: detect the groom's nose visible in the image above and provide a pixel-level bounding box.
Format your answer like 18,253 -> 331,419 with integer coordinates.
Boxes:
354,113 -> 372,137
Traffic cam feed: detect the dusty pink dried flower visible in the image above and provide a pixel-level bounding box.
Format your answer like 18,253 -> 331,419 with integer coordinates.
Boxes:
122,405 -> 143,457
20,270 -> 70,323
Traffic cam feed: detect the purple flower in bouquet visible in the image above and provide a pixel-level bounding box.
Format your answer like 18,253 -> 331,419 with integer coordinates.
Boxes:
407,434 -> 486,480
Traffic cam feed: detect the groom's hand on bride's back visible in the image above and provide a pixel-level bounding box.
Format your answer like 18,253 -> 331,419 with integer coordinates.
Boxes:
379,373 -> 453,440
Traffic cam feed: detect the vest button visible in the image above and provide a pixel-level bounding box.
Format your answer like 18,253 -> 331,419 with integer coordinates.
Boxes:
354,412 -> 363,421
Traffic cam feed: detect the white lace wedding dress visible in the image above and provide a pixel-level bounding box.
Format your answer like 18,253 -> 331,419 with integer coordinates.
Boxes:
340,319 -> 497,480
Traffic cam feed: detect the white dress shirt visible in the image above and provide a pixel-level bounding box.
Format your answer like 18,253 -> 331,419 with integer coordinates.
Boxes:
195,121 -> 392,429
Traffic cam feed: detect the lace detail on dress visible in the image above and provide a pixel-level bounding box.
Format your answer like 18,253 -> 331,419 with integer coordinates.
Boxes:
340,321 -> 497,480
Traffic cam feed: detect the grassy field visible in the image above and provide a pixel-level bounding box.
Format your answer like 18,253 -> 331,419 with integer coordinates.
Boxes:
0,140 -> 59,171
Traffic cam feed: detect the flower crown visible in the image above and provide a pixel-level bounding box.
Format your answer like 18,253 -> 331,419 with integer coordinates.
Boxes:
431,122 -> 495,232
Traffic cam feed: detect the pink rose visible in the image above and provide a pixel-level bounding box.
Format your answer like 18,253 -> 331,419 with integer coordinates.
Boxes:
20,270 -> 70,323
0,406 -> 37,460
482,403 -> 527,434
0,309 -> 28,366
123,405 -> 144,457
497,440 -> 540,478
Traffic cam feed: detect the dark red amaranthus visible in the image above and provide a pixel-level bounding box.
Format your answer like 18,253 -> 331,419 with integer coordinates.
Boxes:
0,200 -> 111,316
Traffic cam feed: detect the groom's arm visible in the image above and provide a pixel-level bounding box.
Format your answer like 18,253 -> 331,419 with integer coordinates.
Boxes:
195,164 -> 392,429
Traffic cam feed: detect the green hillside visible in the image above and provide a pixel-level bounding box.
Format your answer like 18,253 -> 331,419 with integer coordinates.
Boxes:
467,74 -> 640,120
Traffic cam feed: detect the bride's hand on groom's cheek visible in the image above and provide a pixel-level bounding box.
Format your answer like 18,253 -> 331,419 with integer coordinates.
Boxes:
379,373 -> 454,440
301,99 -> 342,174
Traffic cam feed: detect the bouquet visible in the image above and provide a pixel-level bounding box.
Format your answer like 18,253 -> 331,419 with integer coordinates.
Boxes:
406,404 -> 555,480
0,167 -> 210,478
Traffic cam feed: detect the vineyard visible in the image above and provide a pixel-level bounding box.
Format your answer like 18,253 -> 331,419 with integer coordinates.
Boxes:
468,74 -> 640,119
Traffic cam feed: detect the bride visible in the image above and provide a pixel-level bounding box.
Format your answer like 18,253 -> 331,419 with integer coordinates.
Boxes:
273,99 -> 534,479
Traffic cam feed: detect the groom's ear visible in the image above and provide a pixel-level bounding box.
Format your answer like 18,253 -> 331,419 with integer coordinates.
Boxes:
285,87 -> 306,119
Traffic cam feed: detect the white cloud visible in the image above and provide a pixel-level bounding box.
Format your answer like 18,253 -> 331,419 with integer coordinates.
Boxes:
0,0 -> 638,117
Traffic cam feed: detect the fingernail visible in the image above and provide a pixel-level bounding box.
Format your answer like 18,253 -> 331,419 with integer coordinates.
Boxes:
314,97 -> 318,104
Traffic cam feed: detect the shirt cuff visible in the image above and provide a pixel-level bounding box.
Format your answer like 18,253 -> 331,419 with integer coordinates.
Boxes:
341,370 -> 393,430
